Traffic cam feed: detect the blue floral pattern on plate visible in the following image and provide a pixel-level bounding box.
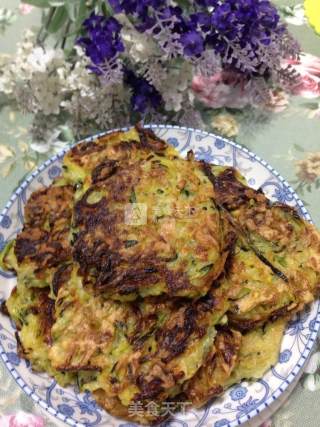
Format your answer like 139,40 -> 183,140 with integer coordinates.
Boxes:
0,124 -> 319,427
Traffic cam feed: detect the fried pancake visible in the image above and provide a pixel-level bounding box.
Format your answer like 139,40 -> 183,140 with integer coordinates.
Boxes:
49,266 -> 229,421
72,153 -> 230,300
184,318 -> 286,408
62,128 -> 140,187
210,166 -> 320,312
62,126 -> 179,195
5,285 -> 74,386
236,203 -> 320,305
92,388 -> 169,425
109,290 -> 228,406
3,185 -> 74,289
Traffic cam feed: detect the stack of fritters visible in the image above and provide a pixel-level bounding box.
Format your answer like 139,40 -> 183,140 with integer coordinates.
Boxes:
1,125 -> 320,424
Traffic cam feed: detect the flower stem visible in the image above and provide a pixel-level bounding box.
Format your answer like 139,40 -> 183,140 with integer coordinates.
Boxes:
37,7 -> 56,44
61,20 -> 72,50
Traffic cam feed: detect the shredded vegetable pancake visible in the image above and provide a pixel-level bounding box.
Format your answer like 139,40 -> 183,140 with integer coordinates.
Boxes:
1,125 -> 320,425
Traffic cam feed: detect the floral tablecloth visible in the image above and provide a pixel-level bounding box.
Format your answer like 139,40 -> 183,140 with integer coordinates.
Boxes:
0,1 -> 320,426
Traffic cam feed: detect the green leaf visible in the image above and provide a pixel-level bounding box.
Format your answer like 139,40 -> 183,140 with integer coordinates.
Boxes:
47,6 -> 68,33
74,0 -> 88,30
63,0 -> 81,21
23,0 -> 50,7
101,1 -> 113,16
64,3 -> 76,21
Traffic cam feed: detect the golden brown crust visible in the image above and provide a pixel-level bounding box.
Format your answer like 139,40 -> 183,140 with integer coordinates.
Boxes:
184,328 -> 242,408
15,185 -> 74,277
71,155 -> 227,299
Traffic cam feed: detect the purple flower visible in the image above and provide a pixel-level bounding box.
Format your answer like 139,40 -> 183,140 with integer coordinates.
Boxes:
78,12 -> 124,79
180,31 -> 204,56
109,0 -> 163,19
188,12 -> 212,32
124,69 -> 162,114
203,0 -> 296,75
196,0 -> 219,6
78,0 -> 299,111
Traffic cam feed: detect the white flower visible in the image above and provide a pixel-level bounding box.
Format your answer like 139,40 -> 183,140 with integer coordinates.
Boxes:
303,374 -> 320,391
61,51 -> 95,95
27,46 -> 64,73
283,4 -> 307,26
163,91 -> 184,112
30,73 -> 63,115
118,14 -> 157,63
156,63 -> 192,112
16,29 -> 37,62
122,29 -> 157,63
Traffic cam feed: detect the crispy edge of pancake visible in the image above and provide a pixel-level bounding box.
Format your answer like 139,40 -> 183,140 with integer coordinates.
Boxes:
116,289 -> 230,405
9,184 -> 74,289
62,126 -> 179,191
5,285 -> 75,386
220,237 -> 297,332
184,327 -> 242,408
185,318 -> 287,409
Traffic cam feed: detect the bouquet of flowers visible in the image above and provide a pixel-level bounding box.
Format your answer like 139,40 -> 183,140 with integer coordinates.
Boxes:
0,0 -> 302,150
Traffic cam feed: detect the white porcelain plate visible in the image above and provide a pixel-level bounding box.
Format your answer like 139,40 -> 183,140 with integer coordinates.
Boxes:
0,125 -> 319,427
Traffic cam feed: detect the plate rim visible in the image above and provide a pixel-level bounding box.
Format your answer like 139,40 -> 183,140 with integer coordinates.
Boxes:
0,123 -> 319,427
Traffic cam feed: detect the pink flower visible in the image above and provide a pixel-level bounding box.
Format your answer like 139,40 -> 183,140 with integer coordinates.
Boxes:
0,412 -> 45,427
284,53 -> 320,98
19,3 -> 34,15
192,71 -> 251,109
